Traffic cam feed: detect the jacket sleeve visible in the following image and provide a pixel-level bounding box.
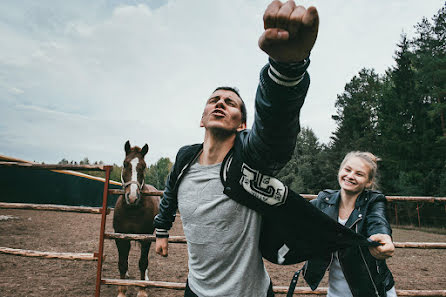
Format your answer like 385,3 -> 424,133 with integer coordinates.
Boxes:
365,194 -> 392,237
153,150 -> 182,237
242,58 -> 311,175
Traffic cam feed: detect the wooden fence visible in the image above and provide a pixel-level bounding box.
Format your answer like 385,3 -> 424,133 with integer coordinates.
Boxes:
0,161 -> 446,296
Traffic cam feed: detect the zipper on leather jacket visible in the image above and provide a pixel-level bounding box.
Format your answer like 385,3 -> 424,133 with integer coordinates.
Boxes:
349,212 -> 363,230
356,224 -> 380,297
332,213 -> 360,296
339,214 -> 378,297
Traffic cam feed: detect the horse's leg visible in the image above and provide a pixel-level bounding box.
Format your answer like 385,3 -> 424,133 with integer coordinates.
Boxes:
136,241 -> 151,297
115,239 -> 131,297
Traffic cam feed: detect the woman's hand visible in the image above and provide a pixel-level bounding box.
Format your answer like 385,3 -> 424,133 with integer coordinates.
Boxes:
368,233 -> 395,260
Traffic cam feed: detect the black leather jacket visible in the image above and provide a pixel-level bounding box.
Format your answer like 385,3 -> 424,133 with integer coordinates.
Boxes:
303,190 -> 395,297
153,59 -> 380,266
153,59 -> 311,232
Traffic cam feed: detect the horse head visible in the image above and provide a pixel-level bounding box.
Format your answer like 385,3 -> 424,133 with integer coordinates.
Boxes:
121,140 -> 149,206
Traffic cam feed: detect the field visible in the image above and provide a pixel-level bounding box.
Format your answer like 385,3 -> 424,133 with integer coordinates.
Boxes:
0,208 -> 445,297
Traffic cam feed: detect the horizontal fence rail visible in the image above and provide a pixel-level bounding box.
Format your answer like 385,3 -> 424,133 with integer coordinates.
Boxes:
394,242 -> 446,249
104,232 -> 186,243
100,279 -> 446,296
0,202 -> 107,214
0,161 -> 106,171
386,196 -> 446,203
302,195 -> 446,203
0,247 -> 97,261
107,191 -> 446,203
108,189 -> 163,196
105,232 -> 446,249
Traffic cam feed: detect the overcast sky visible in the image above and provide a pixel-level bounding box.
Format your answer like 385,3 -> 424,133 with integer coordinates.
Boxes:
0,0 -> 444,166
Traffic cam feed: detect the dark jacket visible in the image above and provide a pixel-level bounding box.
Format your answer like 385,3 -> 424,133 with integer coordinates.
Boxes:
303,189 -> 395,297
154,59 -> 311,232
153,59 -> 376,265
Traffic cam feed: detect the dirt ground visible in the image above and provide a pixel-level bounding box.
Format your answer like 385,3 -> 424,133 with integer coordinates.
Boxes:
0,208 -> 445,297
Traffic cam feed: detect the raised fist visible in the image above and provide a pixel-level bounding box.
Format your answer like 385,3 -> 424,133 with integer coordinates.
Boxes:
259,0 -> 319,63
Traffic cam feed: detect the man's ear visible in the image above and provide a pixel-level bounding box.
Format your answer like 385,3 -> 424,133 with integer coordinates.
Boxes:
237,122 -> 247,131
200,112 -> 205,127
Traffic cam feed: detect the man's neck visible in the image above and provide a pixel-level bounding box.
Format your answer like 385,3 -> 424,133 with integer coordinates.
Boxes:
199,130 -> 236,165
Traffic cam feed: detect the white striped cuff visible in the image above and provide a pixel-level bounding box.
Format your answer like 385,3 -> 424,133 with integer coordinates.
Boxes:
155,228 -> 169,238
268,64 -> 306,87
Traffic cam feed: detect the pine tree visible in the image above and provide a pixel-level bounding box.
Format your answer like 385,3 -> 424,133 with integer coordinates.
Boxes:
330,68 -> 383,164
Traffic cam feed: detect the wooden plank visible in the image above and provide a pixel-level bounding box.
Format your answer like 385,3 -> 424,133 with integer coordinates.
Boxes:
394,242 -> 446,249
0,247 -> 97,261
386,196 -> 446,203
0,202 -> 107,214
104,232 -> 186,243
104,233 -> 446,249
102,279 -> 185,290
108,189 -> 163,196
302,195 -> 446,203
100,279 -> 325,294
106,191 -> 446,202
0,161 -> 105,171
100,279 -> 446,296
395,290 -> 446,296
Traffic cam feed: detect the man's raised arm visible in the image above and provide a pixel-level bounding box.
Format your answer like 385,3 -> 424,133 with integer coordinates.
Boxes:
243,1 -> 319,174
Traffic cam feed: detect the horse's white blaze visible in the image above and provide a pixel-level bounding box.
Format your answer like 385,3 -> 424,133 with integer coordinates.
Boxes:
129,157 -> 139,199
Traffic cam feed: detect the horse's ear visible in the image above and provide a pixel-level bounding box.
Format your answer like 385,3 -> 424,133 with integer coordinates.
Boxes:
141,144 -> 149,157
125,140 -> 131,155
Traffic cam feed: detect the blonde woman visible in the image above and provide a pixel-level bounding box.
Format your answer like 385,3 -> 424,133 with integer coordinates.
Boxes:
303,152 -> 397,297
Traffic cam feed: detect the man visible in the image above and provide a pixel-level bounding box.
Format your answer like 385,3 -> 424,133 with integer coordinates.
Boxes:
154,1 -> 319,296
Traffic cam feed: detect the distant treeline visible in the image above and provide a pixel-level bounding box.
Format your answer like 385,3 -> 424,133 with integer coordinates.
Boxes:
58,157 -> 172,192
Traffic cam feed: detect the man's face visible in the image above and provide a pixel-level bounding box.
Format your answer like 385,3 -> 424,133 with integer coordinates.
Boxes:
200,89 -> 247,133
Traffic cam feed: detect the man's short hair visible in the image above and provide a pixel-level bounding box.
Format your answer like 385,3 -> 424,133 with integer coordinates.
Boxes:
213,86 -> 247,125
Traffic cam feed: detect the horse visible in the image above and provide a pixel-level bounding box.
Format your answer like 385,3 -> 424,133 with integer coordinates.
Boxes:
113,140 -> 160,297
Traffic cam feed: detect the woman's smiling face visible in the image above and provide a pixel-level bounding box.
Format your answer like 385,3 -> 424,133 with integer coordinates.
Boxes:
338,156 -> 372,195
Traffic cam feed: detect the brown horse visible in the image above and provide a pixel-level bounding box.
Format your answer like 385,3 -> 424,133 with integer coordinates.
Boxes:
113,140 -> 160,297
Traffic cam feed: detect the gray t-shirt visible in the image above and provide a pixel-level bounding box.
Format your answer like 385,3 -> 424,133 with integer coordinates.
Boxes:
177,161 -> 270,297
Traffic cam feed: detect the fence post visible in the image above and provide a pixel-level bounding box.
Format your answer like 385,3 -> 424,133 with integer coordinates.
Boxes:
416,203 -> 421,228
95,165 -> 112,297
394,203 -> 399,225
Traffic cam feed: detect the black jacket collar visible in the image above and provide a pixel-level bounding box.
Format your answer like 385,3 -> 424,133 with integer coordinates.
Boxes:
321,190 -> 370,229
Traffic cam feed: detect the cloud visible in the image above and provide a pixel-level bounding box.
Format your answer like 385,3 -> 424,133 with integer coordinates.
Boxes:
0,0 -> 444,165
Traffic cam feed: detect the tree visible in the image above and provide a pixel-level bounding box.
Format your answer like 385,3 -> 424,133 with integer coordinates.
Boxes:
377,6 -> 446,196
410,6 -> 446,196
412,5 -> 446,139
58,158 -> 69,165
330,68 -> 384,167
146,157 -> 173,190
376,35 -> 421,194
79,157 -> 90,165
277,127 -> 331,194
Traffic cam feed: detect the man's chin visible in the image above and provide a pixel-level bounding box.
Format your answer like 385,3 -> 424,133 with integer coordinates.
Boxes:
208,126 -> 238,138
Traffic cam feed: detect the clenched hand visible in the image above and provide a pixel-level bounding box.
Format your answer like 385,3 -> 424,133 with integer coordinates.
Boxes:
259,0 -> 319,63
